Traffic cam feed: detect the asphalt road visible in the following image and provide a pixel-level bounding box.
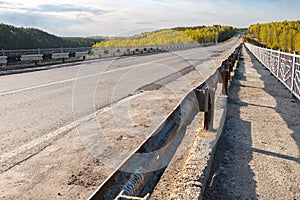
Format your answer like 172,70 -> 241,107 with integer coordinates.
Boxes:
0,38 -> 240,170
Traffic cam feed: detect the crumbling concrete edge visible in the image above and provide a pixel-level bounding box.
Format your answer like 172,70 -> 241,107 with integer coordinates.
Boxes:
170,94 -> 228,200
170,51 -> 241,200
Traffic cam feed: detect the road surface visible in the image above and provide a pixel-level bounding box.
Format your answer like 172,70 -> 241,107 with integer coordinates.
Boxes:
0,38 -> 241,199
0,38 -> 240,171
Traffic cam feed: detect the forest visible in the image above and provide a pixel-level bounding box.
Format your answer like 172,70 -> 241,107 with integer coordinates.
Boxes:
245,20 -> 300,53
0,24 -> 239,50
0,23 -> 104,50
93,25 -> 238,49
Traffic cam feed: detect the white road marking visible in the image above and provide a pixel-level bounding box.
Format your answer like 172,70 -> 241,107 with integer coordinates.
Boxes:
0,50 -> 205,164
0,39 -> 239,97
0,93 -> 141,168
0,54 -> 186,96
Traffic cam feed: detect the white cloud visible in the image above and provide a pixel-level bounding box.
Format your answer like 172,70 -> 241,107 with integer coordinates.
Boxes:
0,0 -> 299,36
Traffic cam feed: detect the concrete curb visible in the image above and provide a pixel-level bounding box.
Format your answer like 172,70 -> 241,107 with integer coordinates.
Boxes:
170,50 -> 241,200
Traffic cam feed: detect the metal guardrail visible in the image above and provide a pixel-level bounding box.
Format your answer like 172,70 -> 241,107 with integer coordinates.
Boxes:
245,43 -> 300,100
88,44 -> 242,200
0,47 -> 92,68
0,44 -> 203,69
0,47 -> 92,56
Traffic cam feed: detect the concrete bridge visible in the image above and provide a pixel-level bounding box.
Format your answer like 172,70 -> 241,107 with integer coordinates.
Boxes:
0,38 -> 299,199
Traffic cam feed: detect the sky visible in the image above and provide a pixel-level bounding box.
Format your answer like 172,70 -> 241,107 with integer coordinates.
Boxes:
0,0 -> 299,37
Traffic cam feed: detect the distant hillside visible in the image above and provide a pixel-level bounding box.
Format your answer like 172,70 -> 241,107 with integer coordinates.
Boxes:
245,20 -> 300,53
93,25 -> 239,49
0,23 -> 105,50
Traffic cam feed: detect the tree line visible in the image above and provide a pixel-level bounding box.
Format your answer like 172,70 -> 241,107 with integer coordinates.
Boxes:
0,23 -> 104,50
246,20 -> 300,53
174,25 -> 238,43
93,25 -> 239,49
0,23 -> 241,51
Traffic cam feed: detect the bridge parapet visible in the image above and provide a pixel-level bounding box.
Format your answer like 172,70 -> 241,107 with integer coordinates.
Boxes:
245,43 -> 300,100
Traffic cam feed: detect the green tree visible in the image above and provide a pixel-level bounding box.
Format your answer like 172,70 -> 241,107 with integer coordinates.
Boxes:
246,20 -> 300,53
93,25 -> 239,49
0,23 -> 105,50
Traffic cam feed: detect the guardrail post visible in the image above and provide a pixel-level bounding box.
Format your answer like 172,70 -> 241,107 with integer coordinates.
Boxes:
195,84 -> 210,130
195,82 -> 217,131
206,88 -> 216,131
1,49 -> 4,56
221,62 -> 229,95
228,57 -> 233,72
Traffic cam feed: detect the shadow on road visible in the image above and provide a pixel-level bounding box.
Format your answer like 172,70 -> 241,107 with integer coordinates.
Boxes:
245,47 -> 300,164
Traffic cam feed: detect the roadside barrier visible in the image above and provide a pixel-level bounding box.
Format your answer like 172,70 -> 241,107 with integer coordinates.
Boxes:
245,43 -> 300,100
88,44 -> 242,200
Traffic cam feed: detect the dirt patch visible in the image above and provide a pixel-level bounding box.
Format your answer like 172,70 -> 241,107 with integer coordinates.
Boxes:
67,159 -> 105,188
0,129 -> 111,200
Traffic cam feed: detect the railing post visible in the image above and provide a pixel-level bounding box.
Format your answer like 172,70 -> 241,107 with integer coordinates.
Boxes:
2,48 -> 4,56
291,52 -> 296,95
277,49 -> 281,78
268,49 -> 271,68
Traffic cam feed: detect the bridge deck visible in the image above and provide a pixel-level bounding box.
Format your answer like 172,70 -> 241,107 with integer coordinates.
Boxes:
205,46 -> 300,199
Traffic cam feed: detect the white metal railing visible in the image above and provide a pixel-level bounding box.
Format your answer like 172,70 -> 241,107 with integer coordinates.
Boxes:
245,43 -> 300,100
